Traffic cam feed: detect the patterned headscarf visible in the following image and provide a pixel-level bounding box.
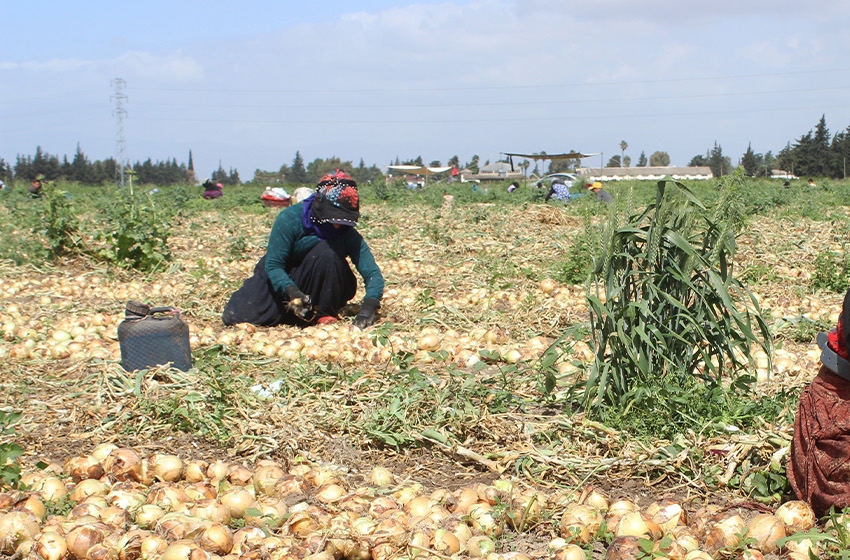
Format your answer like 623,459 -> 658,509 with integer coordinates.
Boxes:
310,170 -> 360,226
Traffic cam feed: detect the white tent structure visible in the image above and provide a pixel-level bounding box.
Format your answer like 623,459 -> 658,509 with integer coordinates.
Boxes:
387,165 -> 453,186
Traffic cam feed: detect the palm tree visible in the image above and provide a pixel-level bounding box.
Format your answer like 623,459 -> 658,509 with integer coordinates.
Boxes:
620,140 -> 628,167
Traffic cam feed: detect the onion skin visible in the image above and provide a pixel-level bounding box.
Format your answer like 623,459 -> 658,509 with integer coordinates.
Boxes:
65,524 -> 105,560
774,500 -> 816,533
103,448 -> 143,482
0,511 -> 41,555
746,513 -> 786,554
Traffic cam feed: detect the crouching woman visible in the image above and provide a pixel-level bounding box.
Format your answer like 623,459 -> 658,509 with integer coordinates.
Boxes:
222,170 -> 383,329
788,287 -> 850,516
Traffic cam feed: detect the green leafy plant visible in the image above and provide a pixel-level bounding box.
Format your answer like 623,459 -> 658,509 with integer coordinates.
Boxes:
0,411 -> 23,489
811,248 -> 850,293
575,175 -> 773,429
94,191 -> 172,271
40,187 -> 85,258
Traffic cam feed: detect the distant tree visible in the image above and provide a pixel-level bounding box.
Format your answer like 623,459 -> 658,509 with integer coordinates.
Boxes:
637,151 -> 647,167
306,156 -> 354,184
351,158 -> 384,186
623,155 -> 631,168
187,150 -> 195,184
775,142 -> 794,174
619,140 -> 628,167
606,155 -> 622,168
447,155 -> 459,168
429,160 -> 441,167
740,143 -> 761,177
706,142 -> 731,177
830,125 -> 850,178
69,143 -> 94,184
211,164 -> 240,186
550,153 -> 577,173
811,114 -> 831,177
0,158 -> 11,183
649,151 -> 670,167
688,154 -> 708,167
288,151 -> 308,184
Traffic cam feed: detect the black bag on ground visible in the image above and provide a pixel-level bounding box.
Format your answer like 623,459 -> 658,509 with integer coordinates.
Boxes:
117,301 -> 192,372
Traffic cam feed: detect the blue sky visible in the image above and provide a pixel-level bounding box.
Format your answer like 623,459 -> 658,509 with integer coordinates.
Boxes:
2,0 -> 850,180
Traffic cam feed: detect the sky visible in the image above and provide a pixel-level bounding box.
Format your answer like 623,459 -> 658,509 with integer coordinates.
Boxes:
3,0 -> 850,180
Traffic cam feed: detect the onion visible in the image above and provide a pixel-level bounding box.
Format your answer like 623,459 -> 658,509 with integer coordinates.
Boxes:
227,464 -> 254,487
34,529 -> 68,560
368,496 -> 400,519
133,504 -> 166,529
467,535 -> 496,558
90,443 -> 119,463
205,460 -> 230,482
65,524 -> 105,560
582,487 -> 609,512
615,511 -> 661,539
99,505 -> 130,528
252,463 -> 285,496
683,552 -> 713,560
704,513 -> 746,553
774,500 -> 816,533
199,523 -> 233,555
540,278 -> 557,294
646,501 -> 686,534
190,499 -> 231,525
274,474 -> 307,497
432,529 -> 460,556
140,533 -> 168,558
150,454 -> 184,483
746,513 -> 786,554
103,448 -> 143,482
405,496 -> 435,518
449,487 -> 480,514
183,460 -> 209,483
147,483 -> 192,510
64,455 -> 105,482
408,530 -> 430,557
70,478 -> 110,502
219,487 -> 254,519
315,483 -> 347,504
230,527 -> 266,556
159,539 -> 211,560
369,466 -> 395,487
37,477 -> 70,502
244,498 -> 287,529
14,494 -> 46,522
107,488 -> 146,511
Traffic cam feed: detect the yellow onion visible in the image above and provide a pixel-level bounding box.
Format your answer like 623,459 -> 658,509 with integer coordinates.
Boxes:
133,504 -> 166,529
14,494 -> 46,522
552,542 -> 586,560
99,505 -> 130,528
70,478 -> 110,502
244,497 -> 287,529
103,448 -> 143,482
449,487 -> 480,514
369,466 -> 395,487
199,523 -> 233,555
64,455 -> 105,482
467,535 -> 496,558
774,500 -> 816,533
368,496 -> 400,519
740,549 -> 766,560
65,524 -> 105,560
230,527 -> 266,556
90,443 -> 119,464
107,488 -> 146,511
467,503 -> 503,537
115,529 -> 145,560
140,533 -> 168,558
147,483 -> 192,511
205,460 -> 230,482
150,454 -> 185,483
392,483 -> 424,506
155,512 -> 209,541
508,491 -> 543,529
432,529 -> 460,556
183,460 -> 209,483
315,483 -> 347,504
274,474 -> 307,497
645,500 -> 687,534
190,499 -> 231,525
615,511 -> 661,540
408,530 -> 430,557
405,496 -> 434,518
582,487 -> 609,512
704,513 -> 746,553
746,513 -> 786,554
252,463 -> 285,496
219,487 -> 254,519
683,551 -> 713,560
605,498 -> 638,529
35,529 -> 68,560
35,477 -> 69,503
288,511 -> 319,537
227,464 -> 254,487
0,511 -> 41,555
159,539 -> 211,560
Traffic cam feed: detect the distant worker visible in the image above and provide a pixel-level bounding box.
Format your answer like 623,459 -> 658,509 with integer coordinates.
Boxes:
588,181 -> 613,203
507,181 -> 520,193
202,179 -> 223,199
28,175 -> 44,198
544,178 -> 571,202
808,178 -> 817,187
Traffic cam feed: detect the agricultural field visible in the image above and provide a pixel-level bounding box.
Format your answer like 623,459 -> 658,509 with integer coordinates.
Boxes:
0,177 -> 849,559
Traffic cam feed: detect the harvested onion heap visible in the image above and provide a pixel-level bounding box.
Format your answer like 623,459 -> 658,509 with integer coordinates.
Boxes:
0,444 -> 823,560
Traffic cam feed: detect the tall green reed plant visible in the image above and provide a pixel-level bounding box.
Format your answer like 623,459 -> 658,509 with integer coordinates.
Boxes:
578,173 -> 772,418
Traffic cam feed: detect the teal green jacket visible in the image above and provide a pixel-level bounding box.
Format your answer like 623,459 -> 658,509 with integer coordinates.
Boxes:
264,202 -> 384,301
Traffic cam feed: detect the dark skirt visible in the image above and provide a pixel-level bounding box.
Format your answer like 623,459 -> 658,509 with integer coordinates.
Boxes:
222,241 -> 357,327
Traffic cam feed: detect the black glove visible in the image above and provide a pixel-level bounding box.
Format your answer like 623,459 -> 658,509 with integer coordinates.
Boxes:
353,298 -> 380,329
285,285 -> 315,321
